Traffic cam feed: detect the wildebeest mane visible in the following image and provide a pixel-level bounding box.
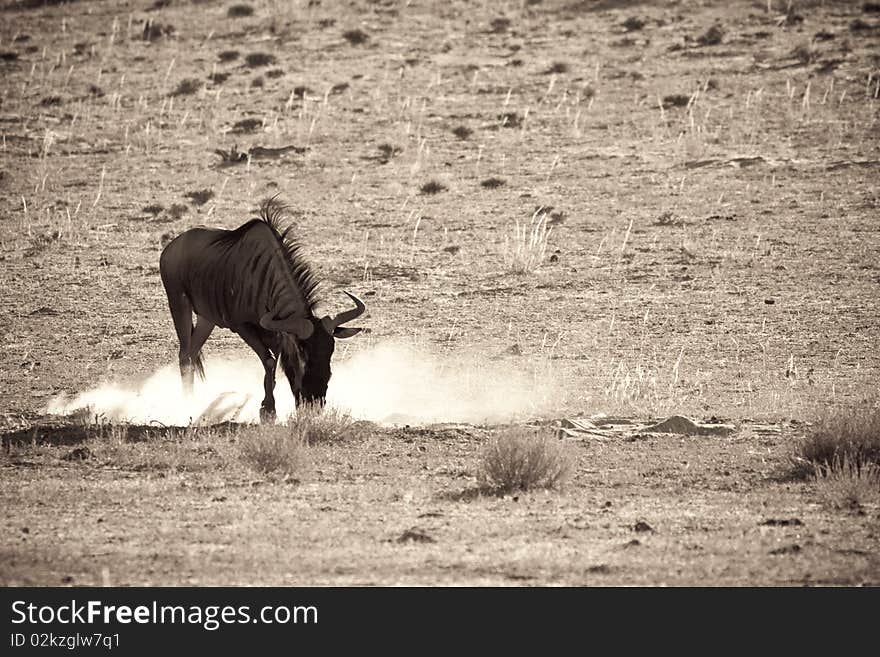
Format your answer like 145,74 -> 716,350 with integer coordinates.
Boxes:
256,196 -> 321,311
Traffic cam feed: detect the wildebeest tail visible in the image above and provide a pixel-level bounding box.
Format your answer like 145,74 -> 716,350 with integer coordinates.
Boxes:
192,349 -> 206,381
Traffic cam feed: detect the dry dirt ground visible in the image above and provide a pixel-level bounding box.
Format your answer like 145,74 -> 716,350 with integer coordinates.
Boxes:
1,0 -> 878,585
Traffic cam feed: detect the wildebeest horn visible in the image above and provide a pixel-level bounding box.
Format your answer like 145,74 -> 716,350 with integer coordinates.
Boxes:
260,312 -> 314,339
328,291 -> 365,329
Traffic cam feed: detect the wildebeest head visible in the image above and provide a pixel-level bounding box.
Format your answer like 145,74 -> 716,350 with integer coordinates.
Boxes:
259,291 -> 365,405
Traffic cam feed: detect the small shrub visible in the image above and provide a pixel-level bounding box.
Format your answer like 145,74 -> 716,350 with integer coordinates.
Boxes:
544,61 -> 569,74
168,203 -> 188,220
489,17 -> 510,33
480,177 -> 505,189
218,50 -> 240,62
227,3 -> 254,17
796,405 -> 880,475
622,16 -> 646,32
498,111 -> 522,128
791,42 -> 814,64
814,455 -> 880,511
230,118 -> 262,134
239,425 -> 308,477
143,20 -> 174,41
209,71 -> 230,85
184,189 -> 214,206
342,29 -> 369,45
291,404 -> 358,445
478,427 -> 572,494
452,125 -> 472,140
169,78 -> 202,97
662,94 -> 691,109
214,145 -> 248,165
376,143 -> 401,164
419,180 -> 446,195
244,52 -> 276,68
697,24 -> 724,46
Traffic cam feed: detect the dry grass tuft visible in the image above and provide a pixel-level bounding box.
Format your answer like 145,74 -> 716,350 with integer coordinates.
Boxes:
503,207 -> 553,274
795,404 -> 880,475
86,424 -> 232,474
291,404 -> 360,445
478,427 -> 572,494
237,405 -> 361,475
813,455 -> 880,511
238,424 -> 308,477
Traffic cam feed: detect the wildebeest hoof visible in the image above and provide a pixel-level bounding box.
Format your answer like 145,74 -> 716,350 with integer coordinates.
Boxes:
260,407 -> 277,424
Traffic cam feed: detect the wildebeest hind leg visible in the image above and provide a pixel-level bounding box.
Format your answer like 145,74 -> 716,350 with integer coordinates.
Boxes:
189,316 -> 215,380
237,325 -> 277,423
167,294 -> 195,395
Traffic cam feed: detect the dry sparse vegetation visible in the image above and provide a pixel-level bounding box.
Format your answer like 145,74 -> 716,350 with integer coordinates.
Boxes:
238,424 -> 308,477
291,404 -> 360,445
477,427 -> 572,494
813,455 -> 880,511
503,208 -> 553,274
2,0 -> 879,587
796,405 -> 880,474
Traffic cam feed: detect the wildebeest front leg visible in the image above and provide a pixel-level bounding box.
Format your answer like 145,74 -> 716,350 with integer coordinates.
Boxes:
237,325 -> 278,423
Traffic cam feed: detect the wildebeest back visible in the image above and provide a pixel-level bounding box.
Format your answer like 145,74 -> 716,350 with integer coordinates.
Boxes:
159,219 -> 313,330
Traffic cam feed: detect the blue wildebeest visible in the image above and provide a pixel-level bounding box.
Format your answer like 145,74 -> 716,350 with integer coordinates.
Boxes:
159,198 -> 365,422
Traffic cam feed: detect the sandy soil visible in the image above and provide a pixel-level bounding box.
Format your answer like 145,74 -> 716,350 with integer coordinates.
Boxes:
1,0 -> 878,585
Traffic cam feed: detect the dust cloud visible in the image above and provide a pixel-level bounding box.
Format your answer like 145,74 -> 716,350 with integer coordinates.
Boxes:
45,342 -> 560,426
